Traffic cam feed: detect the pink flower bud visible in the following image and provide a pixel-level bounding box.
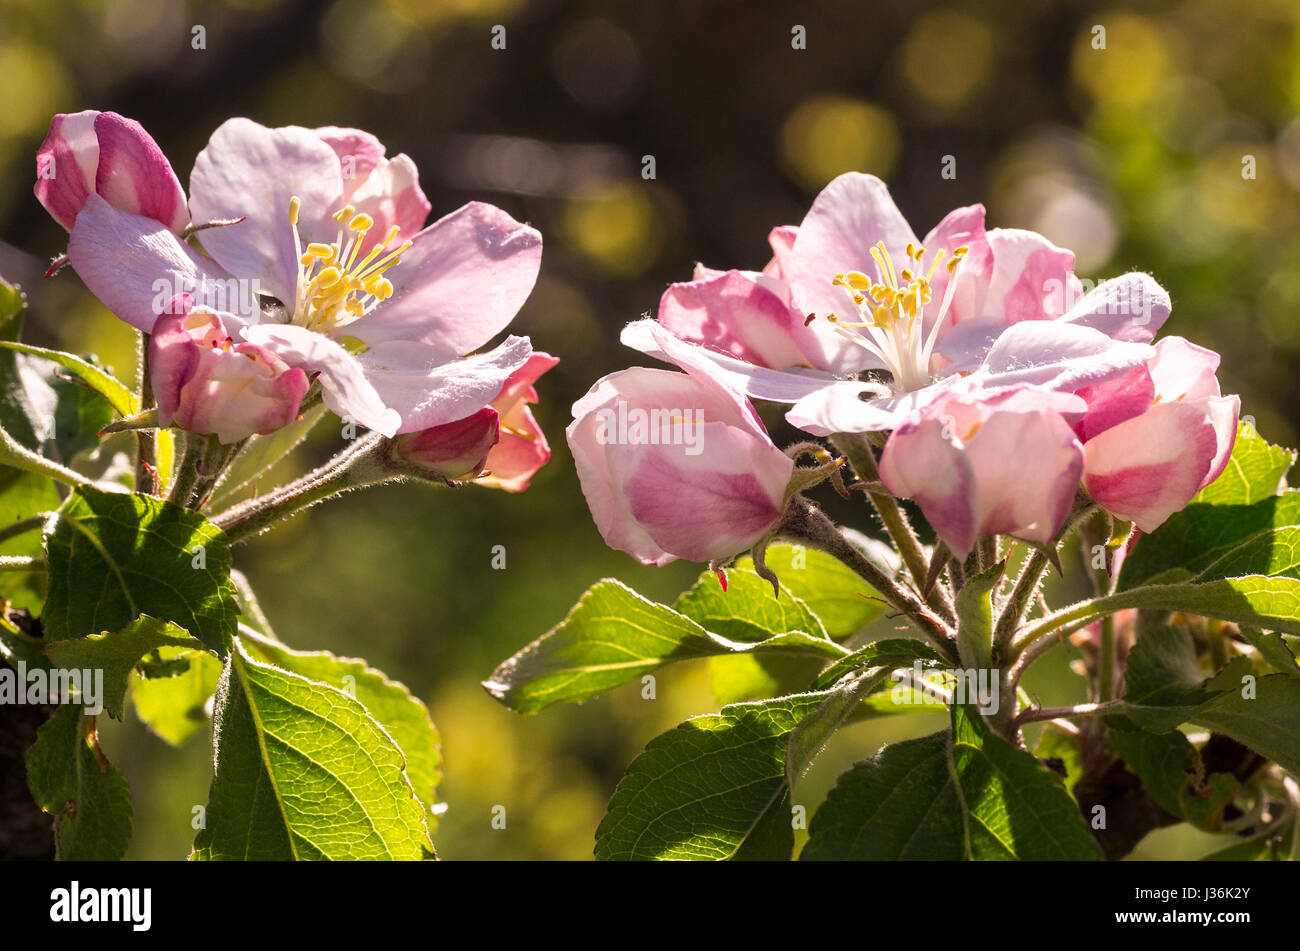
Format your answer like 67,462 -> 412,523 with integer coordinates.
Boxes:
1082,337 -> 1239,531
389,352 -> 558,490
392,407 -> 501,482
879,383 -> 1086,557
34,111 -> 189,234
150,308 -> 309,444
567,361 -> 794,566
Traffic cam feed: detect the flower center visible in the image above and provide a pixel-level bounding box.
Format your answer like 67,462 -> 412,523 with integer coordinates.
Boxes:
818,240 -> 969,394
286,196 -> 411,335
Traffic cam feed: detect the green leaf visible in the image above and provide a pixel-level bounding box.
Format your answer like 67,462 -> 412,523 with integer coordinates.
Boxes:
44,615 -> 205,719
241,631 -> 442,828
1109,728 -> 1236,830
734,542 -> 887,638
949,704 -> 1103,859
786,668 -> 891,790
1200,825 -> 1295,861
1240,627 -> 1300,678
26,704 -> 132,860
677,566 -> 828,642
0,339 -> 138,417
192,649 -> 432,860
1116,626 -> 1224,731
484,579 -> 844,714
0,470 -> 58,611
0,280 -> 53,451
1109,728 -> 1195,817
1097,576 -> 1300,636
42,486 -> 239,653
805,706 -> 1101,860
803,730 -> 964,859
1196,423 -> 1293,506
812,637 -> 948,689
131,645 -> 223,745
595,692 -> 829,860
49,367 -> 116,461
1190,674 -> 1300,778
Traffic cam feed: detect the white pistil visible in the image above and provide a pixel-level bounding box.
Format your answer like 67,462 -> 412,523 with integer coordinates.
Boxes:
826,240 -> 969,394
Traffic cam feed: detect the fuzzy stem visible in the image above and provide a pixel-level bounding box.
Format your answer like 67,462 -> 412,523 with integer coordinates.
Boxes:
167,433 -> 209,509
187,437 -> 243,511
0,556 -> 43,572
777,495 -> 957,663
1098,614 -> 1117,702
0,425 -> 91,488
829,432 -> 955,624
214,434 -> 394,544
136,337 -> 158,495
1016,698 -> 1126,726
0,515 -> 47,546
994,548 -> 1050,650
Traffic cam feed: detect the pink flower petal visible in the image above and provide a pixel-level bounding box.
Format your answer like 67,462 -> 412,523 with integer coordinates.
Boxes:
241,322 -> 401,436
190,118 -> 345,304
348,201 -> 542,357
788,172 -> 920,373
657,269 -> 811,369
763,225 -> 798,279
1084,400 -> 1224,531
1059,273 -> 1171,344
93,112 -> 189,234
67,196 -> 230,332
978,228 -> 1076,322
1148,335 -> 1222,401
357,334 -> 533,434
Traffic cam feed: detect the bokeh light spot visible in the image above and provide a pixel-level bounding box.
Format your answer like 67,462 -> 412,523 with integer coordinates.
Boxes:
900,10 -> 994,115
780,95 -> 900,191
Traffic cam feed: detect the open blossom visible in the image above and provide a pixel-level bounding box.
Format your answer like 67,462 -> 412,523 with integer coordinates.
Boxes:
35,110 -> 189,234
55,116 -> 542,438
627,171 -> 1161,435
567,328 -> 793,566
392,352 -> 558,491
878,381 -> 1086,557
1081,336 -> 1239,531
150,306 -> 309,444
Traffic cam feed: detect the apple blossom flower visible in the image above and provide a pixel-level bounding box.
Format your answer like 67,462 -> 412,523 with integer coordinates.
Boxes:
567,335 -> 793,566
55,116 -> 542,438
34,110 -> 189,234
392,352 -> 558,491
626,172 -> 1162,436
1081,336 -> 1239,531
878,381 -> 1087,557
150,306 -> 309,445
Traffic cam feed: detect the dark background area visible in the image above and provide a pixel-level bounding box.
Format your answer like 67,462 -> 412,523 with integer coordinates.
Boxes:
1,0 -> 1296,858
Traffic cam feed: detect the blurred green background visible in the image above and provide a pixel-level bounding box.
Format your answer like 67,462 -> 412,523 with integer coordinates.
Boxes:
1,0 -> 1297,860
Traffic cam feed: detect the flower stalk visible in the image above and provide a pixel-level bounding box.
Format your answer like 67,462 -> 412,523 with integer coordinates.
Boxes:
214,433 -> 396,544
776,494 -> 957,663
830,432 -> 955,624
